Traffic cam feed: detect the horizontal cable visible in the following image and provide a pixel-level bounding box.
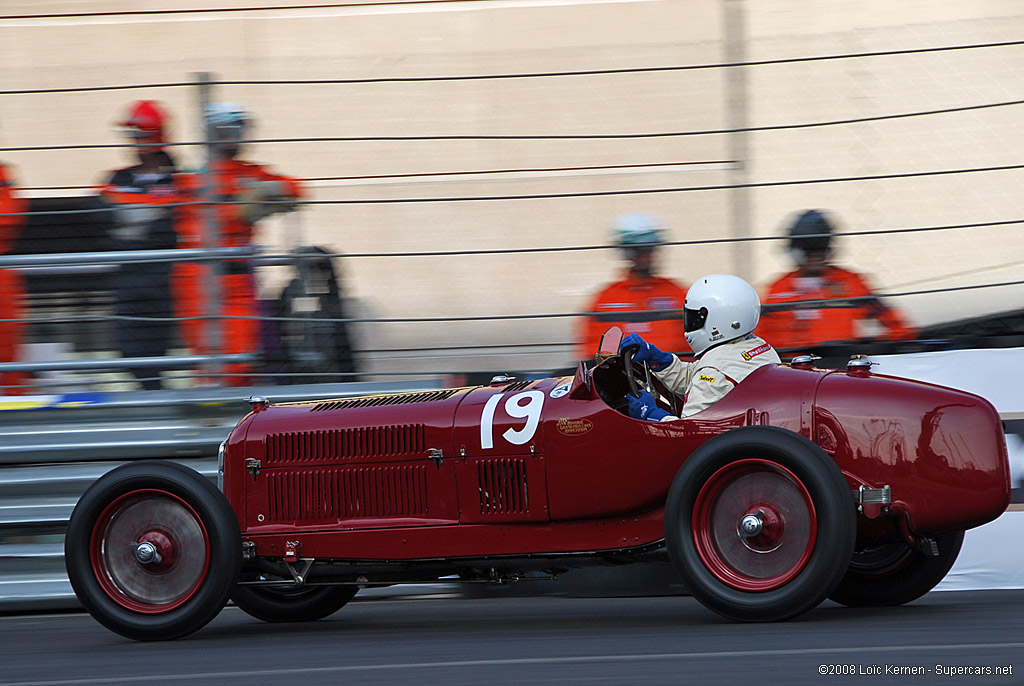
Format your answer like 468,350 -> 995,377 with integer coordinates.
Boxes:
215,39 -> 1024,83
334,218 -> 1024,258
356,341 -> 573,354
0,218 -> 1021,268
5,97 -> 1024,153
0,81 -> 195,96
9,278 -> 1022,327
0,353 -> 253,374
19,161 -> 726,191
4,163 -> 1024,217
295,163 -> 1024,203
2,1 -> 496,21
21,162 -> 717,191
1,40 -> 1022,96
0,247 -> 254,268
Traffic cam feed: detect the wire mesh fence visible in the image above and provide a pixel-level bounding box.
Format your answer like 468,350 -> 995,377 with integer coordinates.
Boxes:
0,1 -> 1022,394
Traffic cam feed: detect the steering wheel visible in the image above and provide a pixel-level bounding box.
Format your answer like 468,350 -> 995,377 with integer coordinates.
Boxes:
620,344 -> 647,398
620,344 -> 682,417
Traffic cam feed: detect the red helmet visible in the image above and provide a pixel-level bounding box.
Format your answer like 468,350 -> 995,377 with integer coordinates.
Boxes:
118,100 -> 169,149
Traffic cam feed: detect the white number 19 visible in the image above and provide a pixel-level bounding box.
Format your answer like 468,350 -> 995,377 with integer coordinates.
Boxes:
480,391 -> 544,449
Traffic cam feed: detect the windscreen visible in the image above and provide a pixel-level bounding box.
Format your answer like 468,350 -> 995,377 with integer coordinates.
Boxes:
598,326 -> 623,357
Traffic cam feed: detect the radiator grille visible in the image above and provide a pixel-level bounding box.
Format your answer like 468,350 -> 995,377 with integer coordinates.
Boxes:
311,389 -> 460,411
477,458 -> 529,515
264,424 -> 425,465
266,465 -> 429,522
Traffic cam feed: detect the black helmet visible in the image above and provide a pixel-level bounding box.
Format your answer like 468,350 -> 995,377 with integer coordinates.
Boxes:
789,209 -> 833,253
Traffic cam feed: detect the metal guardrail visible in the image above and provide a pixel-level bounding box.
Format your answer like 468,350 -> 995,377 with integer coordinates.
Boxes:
0,460 -> 216,612
0,380 -> 440,612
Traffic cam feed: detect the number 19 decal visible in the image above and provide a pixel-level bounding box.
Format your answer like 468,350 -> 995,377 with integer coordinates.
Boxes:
480,391 -> 544,449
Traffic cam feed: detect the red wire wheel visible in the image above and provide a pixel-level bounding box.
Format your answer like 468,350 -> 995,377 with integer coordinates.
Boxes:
65,461 -> 241,641
89,489 -> 211,613
691,459 -> 817,592
665,427 -> 856,622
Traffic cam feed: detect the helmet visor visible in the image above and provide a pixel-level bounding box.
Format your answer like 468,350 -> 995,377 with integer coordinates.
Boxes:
683,306 -> 708,333
212,122 -> 245,141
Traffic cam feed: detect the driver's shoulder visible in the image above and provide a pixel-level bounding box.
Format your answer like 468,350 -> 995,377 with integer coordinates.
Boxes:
698,336 -> 776,370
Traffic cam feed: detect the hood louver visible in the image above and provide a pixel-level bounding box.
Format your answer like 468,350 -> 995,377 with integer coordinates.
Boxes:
310,389 -> 460,411
265,424 -> 426,465
496,380 -> 534,393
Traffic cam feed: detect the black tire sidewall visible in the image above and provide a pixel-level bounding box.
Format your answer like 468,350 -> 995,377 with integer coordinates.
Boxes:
231,585 -> 358,623
665,426 -> 856,622
829,530 -> 965,607
65,460 -> 242,641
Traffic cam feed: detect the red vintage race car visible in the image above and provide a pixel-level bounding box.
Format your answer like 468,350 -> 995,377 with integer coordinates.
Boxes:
65,329 -> 1011,640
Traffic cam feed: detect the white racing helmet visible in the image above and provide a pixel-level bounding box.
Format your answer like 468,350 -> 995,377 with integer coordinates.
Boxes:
683,274 -> 761,355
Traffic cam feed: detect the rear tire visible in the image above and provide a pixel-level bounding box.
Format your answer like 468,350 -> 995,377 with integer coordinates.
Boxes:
65,460 -> 241,641
232,584 -> 357,623
665,427 -> 856,622
828,530 -> 964,607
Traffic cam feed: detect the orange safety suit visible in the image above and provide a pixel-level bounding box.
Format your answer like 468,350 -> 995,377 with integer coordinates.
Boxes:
576,273 -> 688,362
173,159 -> 302,386
0,163 -> 27,394
98,152 -> 180,389
759,266 -> 915,351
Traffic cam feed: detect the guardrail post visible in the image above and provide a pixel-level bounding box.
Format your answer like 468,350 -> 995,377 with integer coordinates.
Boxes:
197,72 -> 224,386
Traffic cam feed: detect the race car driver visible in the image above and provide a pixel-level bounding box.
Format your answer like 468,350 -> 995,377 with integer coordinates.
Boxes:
619,273 -> 780,420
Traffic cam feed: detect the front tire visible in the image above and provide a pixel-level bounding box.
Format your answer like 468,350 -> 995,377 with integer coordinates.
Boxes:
665,427 -> 856,622
231,584 -> 357,623
828,530 -> 964,607
65,461 -> 241,641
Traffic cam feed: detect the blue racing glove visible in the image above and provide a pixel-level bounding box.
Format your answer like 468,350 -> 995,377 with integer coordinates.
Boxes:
620,333 -> 675,371
627,390 -> 671,422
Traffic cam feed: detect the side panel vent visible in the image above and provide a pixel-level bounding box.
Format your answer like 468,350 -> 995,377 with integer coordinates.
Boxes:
311,389 -> 461,411
266,465 -> 429,523
477,458 -> 529,515
265,424 -> 425,465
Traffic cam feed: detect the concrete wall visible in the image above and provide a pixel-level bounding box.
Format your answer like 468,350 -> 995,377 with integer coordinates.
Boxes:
745,1 -> 1024,336
1,0 -> 1021,378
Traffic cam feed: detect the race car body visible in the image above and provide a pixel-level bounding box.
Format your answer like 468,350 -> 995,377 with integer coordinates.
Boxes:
66,337 -> 1010,640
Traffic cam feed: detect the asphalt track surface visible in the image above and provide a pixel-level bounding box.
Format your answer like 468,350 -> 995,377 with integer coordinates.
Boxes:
2,591 -> 1022,686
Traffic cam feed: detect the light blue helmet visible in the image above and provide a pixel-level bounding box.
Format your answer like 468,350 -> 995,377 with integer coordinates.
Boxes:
613,213 -> 664,248
204,102 -> 250,138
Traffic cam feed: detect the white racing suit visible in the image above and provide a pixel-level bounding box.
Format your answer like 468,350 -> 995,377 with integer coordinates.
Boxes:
655,333 -> 781,418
